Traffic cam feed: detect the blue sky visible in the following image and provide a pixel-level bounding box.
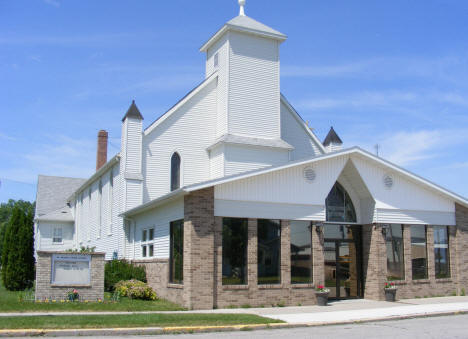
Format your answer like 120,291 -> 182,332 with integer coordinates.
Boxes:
1,0 -> 468,203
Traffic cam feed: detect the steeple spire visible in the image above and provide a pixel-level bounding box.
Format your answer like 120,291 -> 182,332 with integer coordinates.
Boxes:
239,0 -> 246,16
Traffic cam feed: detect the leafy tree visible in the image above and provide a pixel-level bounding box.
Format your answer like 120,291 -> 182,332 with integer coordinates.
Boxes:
2,206 -> 35,290
0,199 -> 35,264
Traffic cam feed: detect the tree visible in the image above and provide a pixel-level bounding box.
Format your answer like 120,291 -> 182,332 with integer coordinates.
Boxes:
2,206 -> 35,290
0,200 -> 35,264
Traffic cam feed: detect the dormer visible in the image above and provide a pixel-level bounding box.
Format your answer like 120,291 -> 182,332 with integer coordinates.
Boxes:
200,1 -> 287,140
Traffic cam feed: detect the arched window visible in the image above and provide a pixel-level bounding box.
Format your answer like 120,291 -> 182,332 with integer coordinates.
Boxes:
170,152 -> 181,191
326,182 -> 357,222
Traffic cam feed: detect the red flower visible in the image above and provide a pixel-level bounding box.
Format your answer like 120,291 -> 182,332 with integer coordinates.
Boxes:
318,285 -> 324,289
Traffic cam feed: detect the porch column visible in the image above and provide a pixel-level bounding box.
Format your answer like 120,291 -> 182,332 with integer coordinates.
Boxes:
247,218 -> 258,300
455,203 -> 468,295
183,187 -> 215,310
281,220 -> 291,287
312,223 -> 325,286
362,224 -> 386,300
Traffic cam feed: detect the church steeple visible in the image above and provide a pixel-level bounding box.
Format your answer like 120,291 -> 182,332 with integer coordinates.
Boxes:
200,2 -> 286,140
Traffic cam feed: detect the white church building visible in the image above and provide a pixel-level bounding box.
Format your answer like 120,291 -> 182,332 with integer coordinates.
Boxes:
35,1 -> 468,309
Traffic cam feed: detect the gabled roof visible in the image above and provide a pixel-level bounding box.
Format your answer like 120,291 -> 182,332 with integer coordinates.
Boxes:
280,94 -> 326,154
35,175 -> 86,218
121,147 -> 468,217
200,15 -> 287,52
36,206 -> 74,222
323,127 -> 343,146
122,100 -> 144,122
144,72 -> 218,136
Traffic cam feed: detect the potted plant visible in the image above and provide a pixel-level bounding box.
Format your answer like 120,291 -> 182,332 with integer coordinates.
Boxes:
67,289 -> 79,302
384,282 -> 397,302
315,285 -> 330,306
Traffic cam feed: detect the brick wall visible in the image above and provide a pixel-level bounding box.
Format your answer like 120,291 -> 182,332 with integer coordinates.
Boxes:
133,259 -> 184,305
455,203 -> 468,295
35,251 -> 104,301
183,187 -> 215,309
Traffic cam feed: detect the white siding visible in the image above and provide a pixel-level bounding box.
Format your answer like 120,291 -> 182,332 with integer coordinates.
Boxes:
228,32 -> 280,139
216,155 -> 348,206
142,79 -> 217,202
280,101 -> 321,160
206,36 -> 229,138
37,221 -> 74,251
209,144 -> 225,179
375,208 -> 455,225
124,118 -> 143,174
224,143 -> 289,176
351,156 -> 455,213
215,199 -> 325,220
131,197 -> 184,259
73,162 -> 125,260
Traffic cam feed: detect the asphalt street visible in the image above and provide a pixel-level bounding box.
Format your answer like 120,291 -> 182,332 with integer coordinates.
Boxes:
17,314 -> 468,339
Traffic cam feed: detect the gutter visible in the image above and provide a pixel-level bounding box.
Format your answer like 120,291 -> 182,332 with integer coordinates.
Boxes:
119,188 -> 188,218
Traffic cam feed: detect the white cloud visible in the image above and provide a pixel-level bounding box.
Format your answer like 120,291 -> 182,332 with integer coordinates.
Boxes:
355,129 -> 468,167
43,0 -> 60,7
0,135 -> 96,183
0,132 -> 16,141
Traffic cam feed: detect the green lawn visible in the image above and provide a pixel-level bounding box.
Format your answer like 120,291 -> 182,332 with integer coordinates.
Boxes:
0,280 -> 184,312
0,314 -> 282,329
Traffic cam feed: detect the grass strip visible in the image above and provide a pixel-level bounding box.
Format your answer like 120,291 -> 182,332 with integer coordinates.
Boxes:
0,280 -> 184,312
0,314 -> 283,329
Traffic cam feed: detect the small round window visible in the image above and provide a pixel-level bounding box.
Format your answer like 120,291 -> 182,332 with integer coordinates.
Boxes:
303,166 -> 316,183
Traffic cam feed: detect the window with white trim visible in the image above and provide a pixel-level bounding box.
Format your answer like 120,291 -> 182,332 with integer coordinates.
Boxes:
53,227 -> 63,244
141,227 -> 155,258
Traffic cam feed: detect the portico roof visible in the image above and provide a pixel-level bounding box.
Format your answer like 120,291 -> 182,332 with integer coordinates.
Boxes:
121,147 -> 468,218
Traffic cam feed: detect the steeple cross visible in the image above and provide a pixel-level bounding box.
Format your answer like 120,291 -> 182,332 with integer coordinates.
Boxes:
239,0 -> 246,16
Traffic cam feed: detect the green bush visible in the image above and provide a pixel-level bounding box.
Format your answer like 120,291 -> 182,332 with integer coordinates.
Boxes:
104,259 -> 146,292
115,280 -> 157,300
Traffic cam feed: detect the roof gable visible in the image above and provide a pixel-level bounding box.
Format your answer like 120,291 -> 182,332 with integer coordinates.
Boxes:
36,175 -> 86,217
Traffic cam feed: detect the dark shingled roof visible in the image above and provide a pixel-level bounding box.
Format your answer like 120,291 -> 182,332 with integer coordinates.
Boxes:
122,100 -> 144,122
323,127 -> 343,146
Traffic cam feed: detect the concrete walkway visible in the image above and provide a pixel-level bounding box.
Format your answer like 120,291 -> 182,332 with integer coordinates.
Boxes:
1,296 -> 468,323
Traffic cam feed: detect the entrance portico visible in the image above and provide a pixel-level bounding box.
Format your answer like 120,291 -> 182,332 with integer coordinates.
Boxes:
126,148 -> 468,310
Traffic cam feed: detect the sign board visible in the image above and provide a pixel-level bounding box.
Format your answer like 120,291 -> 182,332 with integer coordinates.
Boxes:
51,254 -> 91,285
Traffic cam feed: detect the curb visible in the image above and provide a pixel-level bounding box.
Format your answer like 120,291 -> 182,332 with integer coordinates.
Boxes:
0,310 -> 466,337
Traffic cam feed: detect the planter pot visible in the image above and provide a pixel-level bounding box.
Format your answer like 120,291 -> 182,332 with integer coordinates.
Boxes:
315,292 -> 329,306
384,288 -> 397,302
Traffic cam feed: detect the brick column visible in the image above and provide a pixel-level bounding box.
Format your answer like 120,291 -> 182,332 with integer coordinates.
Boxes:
455,203 -> 468,295
213,216 -> 223,307
362,224 -> 386,300
403,225 -> 412,282
281,220 -> 291,287
312,223 -> 325,286
183,187 -> 215,309
247,218 -> 258,299
427,226 -> 436,281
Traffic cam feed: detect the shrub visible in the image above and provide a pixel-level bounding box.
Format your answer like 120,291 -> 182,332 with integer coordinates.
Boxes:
115,280 -> 157,300
104,259 -> 146,292
2,206 -> 35,291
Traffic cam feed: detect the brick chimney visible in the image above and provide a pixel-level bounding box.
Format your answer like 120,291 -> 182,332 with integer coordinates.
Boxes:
96,130 -> 108,171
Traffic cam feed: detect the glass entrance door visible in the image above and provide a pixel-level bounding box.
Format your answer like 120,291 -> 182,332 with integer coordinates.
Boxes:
324,225 -> 363,299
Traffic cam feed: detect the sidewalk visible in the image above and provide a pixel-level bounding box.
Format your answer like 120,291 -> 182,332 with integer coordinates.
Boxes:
1,296 -> 467,337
